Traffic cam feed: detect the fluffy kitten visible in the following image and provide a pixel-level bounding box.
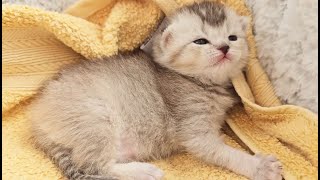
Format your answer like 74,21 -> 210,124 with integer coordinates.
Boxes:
27,2 -> 282,180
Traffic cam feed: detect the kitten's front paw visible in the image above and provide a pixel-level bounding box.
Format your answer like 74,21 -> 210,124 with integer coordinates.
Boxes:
253,155 -> 282,180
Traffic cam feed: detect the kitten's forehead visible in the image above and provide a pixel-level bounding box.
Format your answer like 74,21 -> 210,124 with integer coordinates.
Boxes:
176,2 -> 226,27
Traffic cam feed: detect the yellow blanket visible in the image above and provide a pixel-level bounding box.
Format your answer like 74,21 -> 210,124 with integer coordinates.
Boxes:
2,0 -> 318,179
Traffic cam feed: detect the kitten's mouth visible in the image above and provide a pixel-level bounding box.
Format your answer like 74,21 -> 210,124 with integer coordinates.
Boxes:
208,54 -> 232,67
212,56 -> 231,66
217,57 -> 229,63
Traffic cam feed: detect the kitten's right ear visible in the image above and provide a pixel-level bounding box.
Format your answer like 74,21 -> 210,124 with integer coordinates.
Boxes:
160,26 -> 173,49
156,17 -> 174,50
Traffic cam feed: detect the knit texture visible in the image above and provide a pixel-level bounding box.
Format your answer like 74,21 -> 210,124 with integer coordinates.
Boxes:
2,0 -> 318,179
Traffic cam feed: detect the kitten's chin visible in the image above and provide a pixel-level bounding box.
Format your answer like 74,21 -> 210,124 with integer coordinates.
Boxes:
202,61 -> 245,84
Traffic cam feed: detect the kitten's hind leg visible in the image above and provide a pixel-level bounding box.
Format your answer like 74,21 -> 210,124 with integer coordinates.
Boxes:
108,162 -> 164,180
37,139 -> 116,180
37,135 -> 164,180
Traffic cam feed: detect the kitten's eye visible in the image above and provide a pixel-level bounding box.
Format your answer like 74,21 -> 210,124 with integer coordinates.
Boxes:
228,35 -> 238,41
193,38 -> 209,45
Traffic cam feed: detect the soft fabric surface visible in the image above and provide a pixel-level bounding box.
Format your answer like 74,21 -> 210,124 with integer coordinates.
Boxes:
245,0 -> 318,114
2,0 -> 77,12
2,0 -> 318,179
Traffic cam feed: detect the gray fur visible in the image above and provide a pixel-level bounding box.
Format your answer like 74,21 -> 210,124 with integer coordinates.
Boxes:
182,1 -> 226,27
27,2 -> 282,180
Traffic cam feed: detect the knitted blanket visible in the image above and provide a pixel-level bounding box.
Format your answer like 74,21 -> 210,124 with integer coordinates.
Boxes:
2,0 -> 318,179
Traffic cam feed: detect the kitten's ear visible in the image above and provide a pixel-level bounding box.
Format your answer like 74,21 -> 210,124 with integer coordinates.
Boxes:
160,26 -> 174,49
240,16 -> 250,32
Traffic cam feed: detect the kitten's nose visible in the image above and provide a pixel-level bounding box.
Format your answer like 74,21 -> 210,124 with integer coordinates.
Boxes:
219,45 -> 230,55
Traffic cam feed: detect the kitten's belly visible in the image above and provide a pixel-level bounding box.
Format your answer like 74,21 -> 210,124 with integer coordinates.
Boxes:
104,72 -> 178,161
115,125 -> 178,163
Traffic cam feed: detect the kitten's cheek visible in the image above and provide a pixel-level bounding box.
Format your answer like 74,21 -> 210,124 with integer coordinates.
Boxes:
227,52 -> 241,61
203,54 -> 212,63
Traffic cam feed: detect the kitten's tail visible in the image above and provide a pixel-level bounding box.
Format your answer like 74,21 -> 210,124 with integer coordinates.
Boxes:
39,140 -> 116,180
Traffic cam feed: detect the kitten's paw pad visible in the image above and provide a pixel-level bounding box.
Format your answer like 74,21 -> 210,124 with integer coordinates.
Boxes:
127,162 -> 164,180
254,155 -> 282,180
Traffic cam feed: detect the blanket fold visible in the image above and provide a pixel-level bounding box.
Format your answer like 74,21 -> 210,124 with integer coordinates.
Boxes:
2,0 -> 318,179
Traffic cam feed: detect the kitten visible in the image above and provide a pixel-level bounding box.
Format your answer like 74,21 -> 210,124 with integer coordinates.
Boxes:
27,2 -> 282,180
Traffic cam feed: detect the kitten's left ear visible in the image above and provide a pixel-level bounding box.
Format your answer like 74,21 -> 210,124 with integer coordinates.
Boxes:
240,16 -> 250,32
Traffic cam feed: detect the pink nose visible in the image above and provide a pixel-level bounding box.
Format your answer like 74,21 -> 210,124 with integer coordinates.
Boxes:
219,46 -> 229,55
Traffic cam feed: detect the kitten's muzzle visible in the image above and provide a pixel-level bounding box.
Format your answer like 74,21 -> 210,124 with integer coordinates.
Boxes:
218,45 -> 230,55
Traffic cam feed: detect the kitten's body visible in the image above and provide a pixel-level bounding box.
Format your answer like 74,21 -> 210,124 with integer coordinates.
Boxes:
31,51 -> 234,164
28,2 -> 282,180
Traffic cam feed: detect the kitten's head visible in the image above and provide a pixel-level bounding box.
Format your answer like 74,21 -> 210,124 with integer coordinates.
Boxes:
152,1 -> 249,84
